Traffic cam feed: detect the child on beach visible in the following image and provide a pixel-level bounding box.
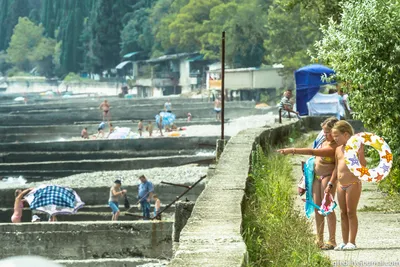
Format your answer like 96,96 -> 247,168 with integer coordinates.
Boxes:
325,120 -> 366,251
277,117 -> 339,250
153,194 -> 161,220
97,121 -> 106,138
138,119 -> 143,137
158,112 -> 163,137
146,121 -> 154,137
11,188 -> 33,223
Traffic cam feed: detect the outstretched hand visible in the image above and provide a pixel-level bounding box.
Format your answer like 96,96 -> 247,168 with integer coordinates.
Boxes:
277,149 -> 289,155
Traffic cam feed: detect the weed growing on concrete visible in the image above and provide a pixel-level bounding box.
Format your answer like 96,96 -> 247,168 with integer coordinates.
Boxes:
243,146 -> 331,267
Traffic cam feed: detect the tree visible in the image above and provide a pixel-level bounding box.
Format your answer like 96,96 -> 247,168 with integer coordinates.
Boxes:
265,1 -> 321,75
7,17 -> 55,76
201,0 -> 268,67
3,0 -> 30,50
314,0 -> 400,190
120,0 -> 157,57
285,0 -> 344,25
88,0 -> 131,73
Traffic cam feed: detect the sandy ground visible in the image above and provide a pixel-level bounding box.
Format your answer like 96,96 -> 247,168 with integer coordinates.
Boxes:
290,153 -> 400,267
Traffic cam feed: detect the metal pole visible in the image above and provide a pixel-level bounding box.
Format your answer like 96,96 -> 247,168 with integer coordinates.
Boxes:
152,175 -> 207,220
161,181 -> 191,189
221,31 -> 225,140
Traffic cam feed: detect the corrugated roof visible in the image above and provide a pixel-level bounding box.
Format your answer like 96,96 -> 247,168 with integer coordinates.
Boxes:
146,52 -> 198,63
116,61 -> 132,69
123,52 -> 140,58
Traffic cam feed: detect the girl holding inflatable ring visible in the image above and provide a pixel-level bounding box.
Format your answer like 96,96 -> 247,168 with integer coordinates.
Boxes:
325,120 -> 366,251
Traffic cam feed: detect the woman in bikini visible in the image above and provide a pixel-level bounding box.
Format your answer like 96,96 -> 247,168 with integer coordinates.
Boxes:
277,117 -> 339,250
99,100 -> 110,122
11,188 -> 33,223
325,120 -> 365,251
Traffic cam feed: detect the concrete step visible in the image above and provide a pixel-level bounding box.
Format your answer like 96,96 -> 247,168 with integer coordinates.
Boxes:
56,258 -> 169,267
0,221 -> 173,260
0,183 -> 204,207
0,118 -> 227,136
0,135 -> 219,152
0,106 -> 259,125
3,101 -> 254,114
79,204 -> 175,213
0,155 -> 215,172
0,149 -> 214,163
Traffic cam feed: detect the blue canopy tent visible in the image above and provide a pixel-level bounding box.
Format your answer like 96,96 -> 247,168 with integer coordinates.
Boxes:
295,64 -> 335,115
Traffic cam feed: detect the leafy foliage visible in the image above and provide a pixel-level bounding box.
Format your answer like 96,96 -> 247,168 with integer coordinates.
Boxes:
6,17 -> 55,76
243,146 -> 331,266
314,0 -> 400,191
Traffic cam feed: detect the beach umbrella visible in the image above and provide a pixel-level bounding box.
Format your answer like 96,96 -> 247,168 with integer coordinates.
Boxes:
155,112 -> 176,127
24,185 -> 85,216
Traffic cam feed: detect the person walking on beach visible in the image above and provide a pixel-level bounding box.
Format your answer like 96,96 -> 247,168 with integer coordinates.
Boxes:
138,175 -> 153,220
108,179 -> 127,221
11,188 -> 33,223
138,119 -> 144,137
214,97 -> 221,121
157,112 -> 164,137
99,100 -> 111,122
164,98 -> 172,113
146,121 -> 154,137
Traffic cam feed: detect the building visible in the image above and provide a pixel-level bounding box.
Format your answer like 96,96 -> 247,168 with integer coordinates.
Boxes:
116,52 -> 214,97
206,65 -> 292,102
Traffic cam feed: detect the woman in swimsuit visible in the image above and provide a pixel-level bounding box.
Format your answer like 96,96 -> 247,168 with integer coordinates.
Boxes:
277,117 -> 339,250
99,100 -> 110,122
11,188 -> 33,223
325,120 -> 365,251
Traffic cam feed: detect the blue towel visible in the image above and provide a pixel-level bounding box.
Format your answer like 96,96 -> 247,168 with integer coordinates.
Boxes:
304,130 -> 326,218
30,185 -> 76,209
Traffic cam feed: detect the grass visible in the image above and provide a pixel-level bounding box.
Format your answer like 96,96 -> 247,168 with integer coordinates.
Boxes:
242,146 -> 331,267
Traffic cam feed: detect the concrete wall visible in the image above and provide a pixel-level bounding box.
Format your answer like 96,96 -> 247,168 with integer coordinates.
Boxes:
5,80 -> 121,96
179,60 -> 191,93
0,221 -> 173,260
168,120 -> 302,267
0,136 -> 218,152
208,68 -> 285,90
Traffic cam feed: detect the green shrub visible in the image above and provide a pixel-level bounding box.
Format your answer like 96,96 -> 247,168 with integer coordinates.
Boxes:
243,146 -> 331,267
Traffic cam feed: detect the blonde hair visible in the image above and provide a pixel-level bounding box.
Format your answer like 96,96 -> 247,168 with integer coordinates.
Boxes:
153,194 -> 158,199
332,120 -> 354,136
321,117 -> 339,130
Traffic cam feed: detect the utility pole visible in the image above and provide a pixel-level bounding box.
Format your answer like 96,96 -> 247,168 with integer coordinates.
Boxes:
221,31 -> 225,140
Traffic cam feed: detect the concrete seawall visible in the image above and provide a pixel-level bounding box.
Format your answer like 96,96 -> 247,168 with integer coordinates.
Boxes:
0,221 -> 173,260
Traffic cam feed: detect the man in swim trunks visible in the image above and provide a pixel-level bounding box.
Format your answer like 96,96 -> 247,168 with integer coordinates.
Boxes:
214,97 -> 221,121
99,100 -> 110,122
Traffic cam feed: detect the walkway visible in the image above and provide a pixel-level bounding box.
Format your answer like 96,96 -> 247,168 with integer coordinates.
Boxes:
291,153 -> 400,267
